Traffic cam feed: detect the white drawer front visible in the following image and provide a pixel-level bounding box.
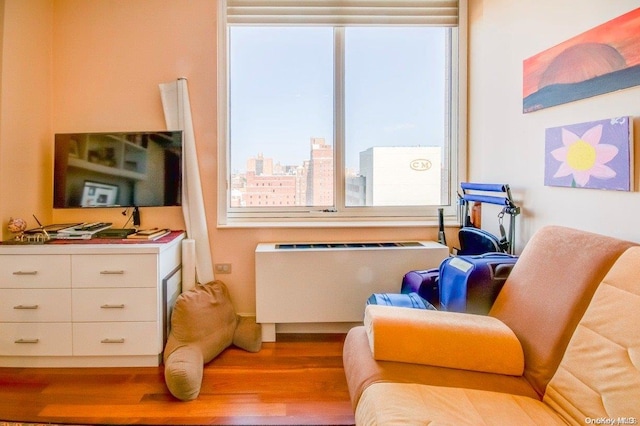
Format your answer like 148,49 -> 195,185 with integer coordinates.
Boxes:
0,255 -> 71,289
0,289 -> 71,322
0,323 -> 72,356
72,288 -> 157,322
72,254 -> 157,288
73,322 -> 159,356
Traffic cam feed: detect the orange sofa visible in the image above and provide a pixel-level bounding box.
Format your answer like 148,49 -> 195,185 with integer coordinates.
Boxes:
343,226 -> 640,424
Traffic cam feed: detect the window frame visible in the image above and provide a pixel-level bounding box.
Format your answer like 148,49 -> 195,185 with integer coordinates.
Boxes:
217,2 -> 467,227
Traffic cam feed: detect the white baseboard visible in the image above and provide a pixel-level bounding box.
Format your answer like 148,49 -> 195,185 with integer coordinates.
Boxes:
260,322 -> 362,342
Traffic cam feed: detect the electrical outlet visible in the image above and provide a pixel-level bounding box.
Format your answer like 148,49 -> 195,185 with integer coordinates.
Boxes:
215,263 -> 232,274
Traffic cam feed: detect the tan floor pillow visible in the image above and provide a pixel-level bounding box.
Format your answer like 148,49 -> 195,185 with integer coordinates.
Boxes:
164,280 -> 261,401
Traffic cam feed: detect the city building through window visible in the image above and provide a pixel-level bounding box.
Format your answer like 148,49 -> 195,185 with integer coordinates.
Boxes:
218,1 -> 465,224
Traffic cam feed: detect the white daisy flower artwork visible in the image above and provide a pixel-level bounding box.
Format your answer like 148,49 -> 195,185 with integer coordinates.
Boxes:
544,117 -> 633,191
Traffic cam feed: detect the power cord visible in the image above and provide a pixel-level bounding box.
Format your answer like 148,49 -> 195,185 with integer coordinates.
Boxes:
121,206 -> 141,229
121,207 -> 134,229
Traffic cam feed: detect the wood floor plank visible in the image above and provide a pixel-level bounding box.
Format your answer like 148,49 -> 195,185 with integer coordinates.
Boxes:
0,334 -> 355,425
39,401 -> 289,419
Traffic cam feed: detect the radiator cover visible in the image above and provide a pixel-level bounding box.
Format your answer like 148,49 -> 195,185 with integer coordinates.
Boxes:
255,241 -> 449,341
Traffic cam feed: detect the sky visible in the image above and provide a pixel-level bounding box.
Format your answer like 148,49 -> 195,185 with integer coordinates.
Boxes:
229,26 -> 447,172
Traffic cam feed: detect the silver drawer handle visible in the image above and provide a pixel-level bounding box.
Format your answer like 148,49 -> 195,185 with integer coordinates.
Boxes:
13,304 -> 39,310
13,271 -> 38,276
100,270 -> 125,275
100,304 -> 125,309
101,338 -> 125,344
15,338 -> 40,344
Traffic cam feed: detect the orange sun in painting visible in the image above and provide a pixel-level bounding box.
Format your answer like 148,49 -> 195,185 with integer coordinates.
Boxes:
538,42 -> 626,90
523,6 -> 640,106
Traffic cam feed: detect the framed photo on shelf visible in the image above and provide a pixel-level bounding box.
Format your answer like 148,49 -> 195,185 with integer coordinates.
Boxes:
80,181 -> 119,207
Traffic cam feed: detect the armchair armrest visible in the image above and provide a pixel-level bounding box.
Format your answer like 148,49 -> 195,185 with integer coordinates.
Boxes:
364,305 -> 524,376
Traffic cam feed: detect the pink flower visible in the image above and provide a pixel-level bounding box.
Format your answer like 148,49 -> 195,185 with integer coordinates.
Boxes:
551,124 -> 618,187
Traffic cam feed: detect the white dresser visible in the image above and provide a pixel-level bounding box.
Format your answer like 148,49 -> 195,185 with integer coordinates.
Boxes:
0,232 -> 184,367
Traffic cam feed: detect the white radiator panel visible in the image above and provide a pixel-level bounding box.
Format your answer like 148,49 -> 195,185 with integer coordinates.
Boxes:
255,241 -> 449,341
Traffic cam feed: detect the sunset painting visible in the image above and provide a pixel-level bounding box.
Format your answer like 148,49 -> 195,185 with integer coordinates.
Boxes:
544,117 -> 633,191
523,7 -> 640,113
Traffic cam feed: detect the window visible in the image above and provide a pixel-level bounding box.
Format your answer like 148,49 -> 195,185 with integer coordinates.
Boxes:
218,1 -> 465,224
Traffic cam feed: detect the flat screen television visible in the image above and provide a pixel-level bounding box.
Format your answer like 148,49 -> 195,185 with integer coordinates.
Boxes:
53,131 -> 182,209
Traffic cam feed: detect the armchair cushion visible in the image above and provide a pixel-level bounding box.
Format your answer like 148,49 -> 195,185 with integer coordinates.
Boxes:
356,382 -> 565,426
364,305 -> 524,376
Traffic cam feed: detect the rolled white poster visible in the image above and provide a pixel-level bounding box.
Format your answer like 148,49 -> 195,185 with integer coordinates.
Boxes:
159,78 -> 215,285
181,238 -> 197,293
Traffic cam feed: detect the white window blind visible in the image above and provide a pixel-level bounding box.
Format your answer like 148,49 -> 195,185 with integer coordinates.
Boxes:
226,1 -> 459,26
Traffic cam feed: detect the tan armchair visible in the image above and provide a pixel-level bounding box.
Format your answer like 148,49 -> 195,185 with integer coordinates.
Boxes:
343,226 -> 640,423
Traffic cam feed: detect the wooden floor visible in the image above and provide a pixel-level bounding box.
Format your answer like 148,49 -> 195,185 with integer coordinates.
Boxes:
0,334 -> 355,425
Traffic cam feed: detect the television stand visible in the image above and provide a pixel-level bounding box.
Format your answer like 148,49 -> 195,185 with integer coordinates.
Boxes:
132,206 -> 141,227
0,232 -> 185,367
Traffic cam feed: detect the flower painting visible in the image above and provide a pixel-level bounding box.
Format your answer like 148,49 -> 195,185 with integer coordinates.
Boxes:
544,117 -> 633,191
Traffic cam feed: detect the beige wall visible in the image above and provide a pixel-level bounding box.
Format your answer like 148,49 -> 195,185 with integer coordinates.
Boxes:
3,0 -> 638,315
468,0 -> 640,247
0,0 -> 444,315
0,0 -> 53,232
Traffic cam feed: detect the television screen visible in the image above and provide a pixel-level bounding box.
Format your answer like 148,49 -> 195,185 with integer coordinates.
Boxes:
53,131 -> 182,208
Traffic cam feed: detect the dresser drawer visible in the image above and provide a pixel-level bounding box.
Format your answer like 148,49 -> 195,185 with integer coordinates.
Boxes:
72,254 -> 157,288
0,255 -> 71,289
72,322 -> 160,356
0,323 -> 72,356
72,288 -> 157,322
0,289 -> 71,322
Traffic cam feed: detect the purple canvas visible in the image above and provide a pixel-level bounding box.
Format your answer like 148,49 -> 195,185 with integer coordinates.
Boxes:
544,117 -> 632,191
